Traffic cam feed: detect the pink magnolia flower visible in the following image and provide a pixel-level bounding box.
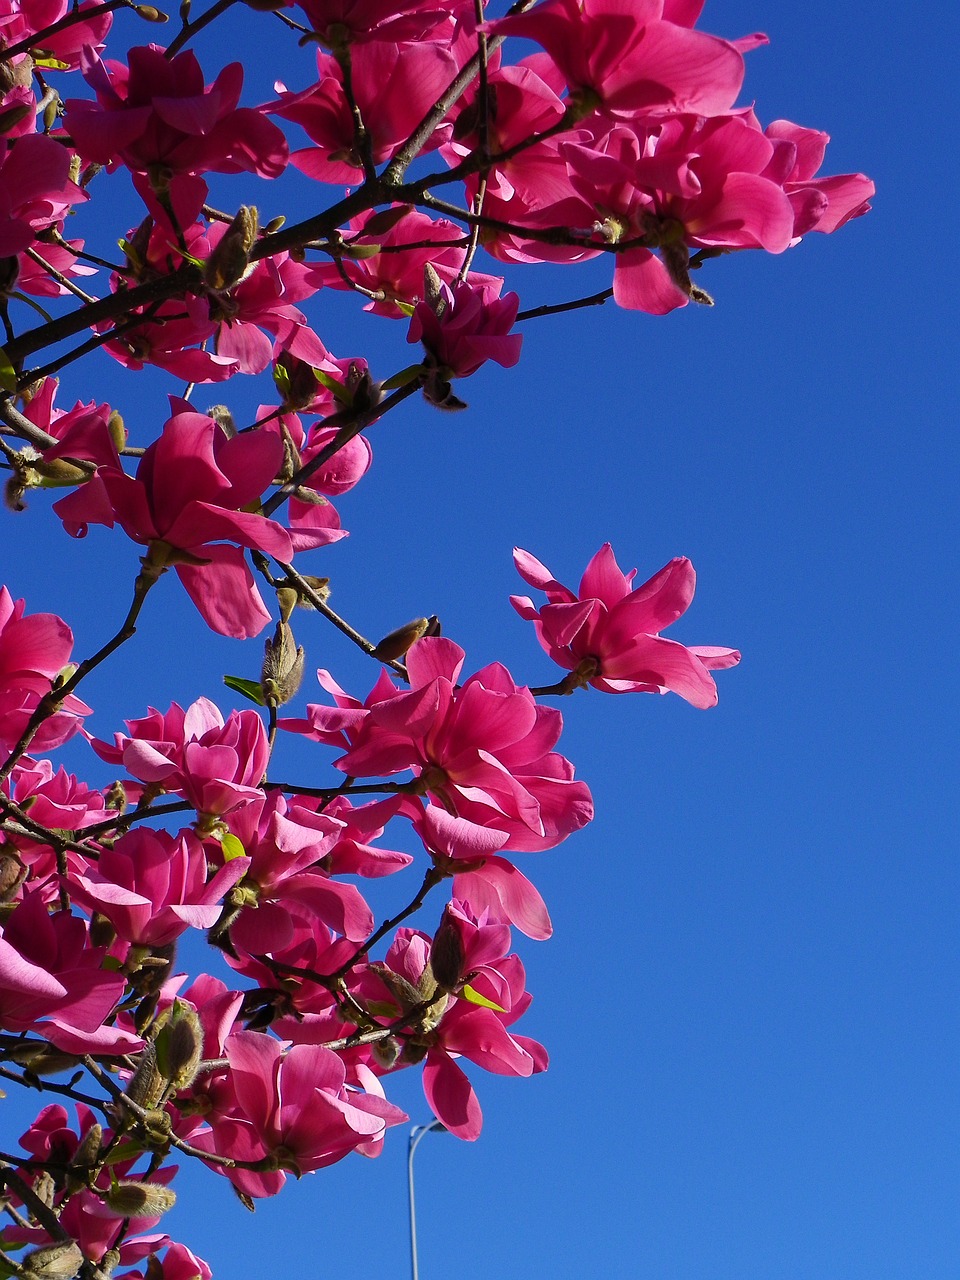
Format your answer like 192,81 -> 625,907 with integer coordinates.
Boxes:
0,887 -> 132,1052
69,826 -> 249,948
0,0 -> 113,68
408,273 -> 522,405
66,44 -> 288,179
494,0 -> 747,118
0,133 -> 86,257
220,791 -> 375,946
195,1032 -> 406,1196
88,697 -> 270,820
277,39 -> 460,185
413,805 -> 552,940
319,636 -> 593,853
762,119 -> 875,237
53,409 -> 294,638
0,585 -> 90,752
511,543 -> 740,707
357,906 -> 547,1140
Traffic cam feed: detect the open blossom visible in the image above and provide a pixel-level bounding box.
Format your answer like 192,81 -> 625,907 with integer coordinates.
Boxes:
0,585 -> 90,751
408,272 -> 522,386
354,905 -> 547,1140
89,697 -> 270,820
66,44 -> 288,179
53,409 -> 294,639
512,543 -> 740,707
69,826 -> 249,948
0,133 -> 86,257
0,888 -> 133,1053
494,0 -> 748,117
289,636 -> 593,852
194,1032 -> 406,1197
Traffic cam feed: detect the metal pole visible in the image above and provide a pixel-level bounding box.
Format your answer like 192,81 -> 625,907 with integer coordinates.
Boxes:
407,1119 -> 446,1280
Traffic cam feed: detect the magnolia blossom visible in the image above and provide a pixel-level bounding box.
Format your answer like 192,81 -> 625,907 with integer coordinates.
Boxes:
89,697 -> 270,819
69,827 -> 249,948
0,586 -> 90,752
512,543 -> 740,706
54,410 -> 295,638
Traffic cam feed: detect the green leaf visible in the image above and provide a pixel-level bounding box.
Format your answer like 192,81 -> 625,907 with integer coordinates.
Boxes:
382,363 -> 424,390
221,832 -> 246,862
0,347 -> 17,393
314,368 -> 352,406
460,983 -> 505,1013
223,674 -> 265,706
33,55 -> 70,70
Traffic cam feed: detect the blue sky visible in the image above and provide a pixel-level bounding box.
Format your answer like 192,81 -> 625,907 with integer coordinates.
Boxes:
2,2 -> 958,1278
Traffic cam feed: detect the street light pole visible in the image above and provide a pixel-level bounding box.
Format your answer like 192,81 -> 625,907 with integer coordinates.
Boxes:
407,1119 -> 446,1280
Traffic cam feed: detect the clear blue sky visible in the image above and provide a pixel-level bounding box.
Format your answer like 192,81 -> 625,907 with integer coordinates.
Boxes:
2,3 -> 957,1278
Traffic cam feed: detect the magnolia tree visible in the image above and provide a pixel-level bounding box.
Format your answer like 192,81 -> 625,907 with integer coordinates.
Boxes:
0,1 -> 872,1277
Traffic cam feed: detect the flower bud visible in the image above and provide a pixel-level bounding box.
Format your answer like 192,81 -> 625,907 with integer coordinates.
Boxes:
371,1035 -> 402,1070
203,206 -> 258,291
0,850 -> 27,901
371,618 -> 429,663
261,617 -> 304,707
429,913 -> 464,993
125,1043 -> 164,1111
154,1002 -> 203,1091
22,1241 -> 84,1280
105,1180 -> 176,1219
133,5 -> 169,21
207,404 -> 237,438
0,102 -> 33,135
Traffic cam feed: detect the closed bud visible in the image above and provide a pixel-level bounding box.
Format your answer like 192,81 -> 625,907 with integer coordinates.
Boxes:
133,4 -> 169,20
42,90 -> 61,132
33,1171 -> 56,1210
98,1248 -> 121,1278
207,404 -> 237,438
125,1043 -> 164,1110
261,618 -> 304,707
154,1001 -> 203,1090
0,850 -> 27,901
371,618 -> 429,663
65,1122 -> 103,1192
22,1240 -> 84,1280
203,206 -> 258,291
263,215 -> 285,234
371,1035 -> 402,1070
89,911 -> 117,949
430,913 -> 465,992
105,1180 -> 177,1219
108,411 -> 127,452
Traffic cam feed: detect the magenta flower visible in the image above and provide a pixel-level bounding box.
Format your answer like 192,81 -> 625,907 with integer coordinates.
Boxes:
54,410 -> 294,638
0,888 -> 130,1052
320,636 -> 593,852
195,1032 -> 406,1196
511,543 -> 740,707
408,274 -> 521,404
0,586 -> 90,752
495,0 -> 747,117
66,44 -> 288,179
69,827 -> 249,948
0,133 -> 86,260
89,697 -> 270,819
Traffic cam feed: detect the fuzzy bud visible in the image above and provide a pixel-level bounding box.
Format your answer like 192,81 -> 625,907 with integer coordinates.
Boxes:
204,206 -> 258,291
261,617 -> 304,707
105,1180 -> 177,1219
22,1240 -> 84,1280
430,913 -> 465,993
154,1002 -> 203,1091
207,404 -> 237,438
371,617 -> 433,663
0,850 -> 27,901
124,1043 -> 165,1111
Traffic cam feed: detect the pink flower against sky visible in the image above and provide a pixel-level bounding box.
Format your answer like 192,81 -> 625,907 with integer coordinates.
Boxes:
512,543 -> 740,706
54,409 -> 294,638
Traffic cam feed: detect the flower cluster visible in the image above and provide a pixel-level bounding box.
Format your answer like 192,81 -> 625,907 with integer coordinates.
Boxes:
0,1 -> 871,1276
